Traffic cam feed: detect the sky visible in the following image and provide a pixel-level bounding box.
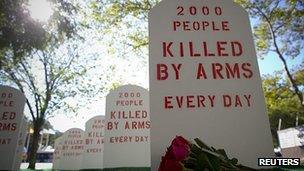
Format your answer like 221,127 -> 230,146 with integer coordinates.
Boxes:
258,52 -> 302,76
25,0 -> 303,133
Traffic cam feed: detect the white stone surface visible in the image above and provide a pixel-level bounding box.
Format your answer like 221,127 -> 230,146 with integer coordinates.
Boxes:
0,85 -> 26,170
103,85 -> 150,169
52,136 -> 63,169
82,115 -> 105,169
149,0 -> 274,169
58,128 -> 84,170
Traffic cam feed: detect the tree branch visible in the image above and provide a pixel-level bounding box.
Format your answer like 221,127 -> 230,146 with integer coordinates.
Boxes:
51,53 -> 76,91
41,52 -> 51,117
255,6 -> 304,107
6,70 -> 36,121
269,0 -> 281,18
19,61 -> 41,118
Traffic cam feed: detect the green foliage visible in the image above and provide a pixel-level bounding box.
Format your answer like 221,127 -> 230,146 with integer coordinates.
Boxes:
0,1 -> 86,166
235,0 -> 304,58
235,0 -> 304,108
0,38 -> 95,169
0,0 -> 47,61
262,72 -> 304,146
89,0 -> 158,50
0,0 -> 79,66
183,138 -> 302,170
183,138 -> 256,171
92,0 -> 154,26
253,22 -> 271,55
294,65 -> 304,86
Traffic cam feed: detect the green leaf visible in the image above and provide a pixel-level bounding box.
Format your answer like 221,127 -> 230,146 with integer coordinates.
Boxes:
194,138 -> 213,151
197,153 -> 210,170
206,153 -> 221,171
230,158 -> 238,165
191,144 -> 203,156
216,149 -> 229,159
183,157 -> 198,170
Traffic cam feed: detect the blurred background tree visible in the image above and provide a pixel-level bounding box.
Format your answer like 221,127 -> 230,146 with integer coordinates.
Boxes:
235,0 -> 304,108
263,69 -> 304,146
0,0 -> 77,67
0,0 -> 87,169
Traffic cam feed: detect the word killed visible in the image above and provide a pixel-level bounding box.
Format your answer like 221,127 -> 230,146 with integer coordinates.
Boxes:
162,41 -> 242,57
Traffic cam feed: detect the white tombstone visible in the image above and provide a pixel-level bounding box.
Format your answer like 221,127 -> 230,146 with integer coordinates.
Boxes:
82,115 -> 105,169
59,128 -> 84,170
53,136 -> 63,170
12,117 -> 28,170
149,0 -> 274,169
0,85 -> 26,170
103,85 -> 150,169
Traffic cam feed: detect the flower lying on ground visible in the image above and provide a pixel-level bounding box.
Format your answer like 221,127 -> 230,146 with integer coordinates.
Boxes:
158,136 -> 190,171
159,136 -> 257,171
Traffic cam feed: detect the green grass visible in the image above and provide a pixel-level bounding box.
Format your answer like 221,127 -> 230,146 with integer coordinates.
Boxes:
102,167 -> 150,171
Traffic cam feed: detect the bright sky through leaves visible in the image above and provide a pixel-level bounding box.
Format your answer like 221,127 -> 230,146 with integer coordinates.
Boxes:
28,0 -> 53,22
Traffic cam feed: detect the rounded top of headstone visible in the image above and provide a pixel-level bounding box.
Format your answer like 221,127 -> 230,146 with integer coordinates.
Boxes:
64,128 -> 84,134
0,85 -> 25,99
86,115 -> 105,124
107,84 -> 148,97
148,0 -> 247,19
0,85 -> 19,91
85,115 -> 105,129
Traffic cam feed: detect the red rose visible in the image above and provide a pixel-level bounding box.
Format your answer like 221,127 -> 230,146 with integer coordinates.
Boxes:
158,136 -> 190,171
171,136 -> 190,161
158,155 -> 183,171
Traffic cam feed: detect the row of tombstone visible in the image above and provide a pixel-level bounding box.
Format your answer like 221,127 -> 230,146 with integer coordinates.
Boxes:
53,85 -> 150,170
54,0 -> 276,169
1,0 -> 275,170
0,86 -> 28,170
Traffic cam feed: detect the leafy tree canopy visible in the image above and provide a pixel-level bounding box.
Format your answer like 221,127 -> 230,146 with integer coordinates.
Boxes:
89,0 -> 159,49
235,0 -> 304,57
235,0 -> 304,107
263,69 -> 304,146
0,0 -> 84,168
0,0 -> 78,64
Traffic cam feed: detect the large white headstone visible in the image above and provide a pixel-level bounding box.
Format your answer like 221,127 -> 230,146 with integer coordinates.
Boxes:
53,136 -> 63,170
103,85 -> 150,169
59,128 -> 84,170
149,0 -> 274,169
82,115 -> 105,169
0,85 -> 26,170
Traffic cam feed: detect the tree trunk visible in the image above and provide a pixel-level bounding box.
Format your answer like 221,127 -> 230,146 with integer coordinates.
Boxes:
28,119 -> 44,169
262,12 -> 304,108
